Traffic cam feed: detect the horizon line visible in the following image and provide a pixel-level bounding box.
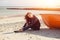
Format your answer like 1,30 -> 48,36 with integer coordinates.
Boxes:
7,8 -> 60,11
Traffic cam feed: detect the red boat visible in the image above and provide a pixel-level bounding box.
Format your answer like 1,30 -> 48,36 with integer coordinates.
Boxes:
41,14 -> 60,29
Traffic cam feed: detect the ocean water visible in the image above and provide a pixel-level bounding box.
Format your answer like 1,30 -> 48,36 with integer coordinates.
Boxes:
0,6 -> 60,16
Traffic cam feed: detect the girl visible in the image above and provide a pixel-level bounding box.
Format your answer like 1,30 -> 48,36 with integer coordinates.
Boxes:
14,12 -> 41,32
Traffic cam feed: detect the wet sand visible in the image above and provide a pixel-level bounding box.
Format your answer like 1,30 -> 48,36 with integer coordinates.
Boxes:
0,15 -> 60,40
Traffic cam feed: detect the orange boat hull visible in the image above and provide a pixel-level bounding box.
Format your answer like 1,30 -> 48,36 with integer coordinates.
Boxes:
41,14 -> 60,29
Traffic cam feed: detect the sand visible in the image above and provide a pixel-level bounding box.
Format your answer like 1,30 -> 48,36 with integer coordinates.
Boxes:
0,15 -> 60,40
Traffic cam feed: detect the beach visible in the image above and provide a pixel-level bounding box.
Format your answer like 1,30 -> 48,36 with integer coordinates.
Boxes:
0,15 -> 60,40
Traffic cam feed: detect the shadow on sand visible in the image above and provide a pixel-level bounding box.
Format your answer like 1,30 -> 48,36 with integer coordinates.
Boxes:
25,28 -> 60,39
3,28 -> 60,39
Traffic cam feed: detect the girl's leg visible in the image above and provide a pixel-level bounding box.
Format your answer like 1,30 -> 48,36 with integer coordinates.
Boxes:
22,26 -> 30,31
14,27 -> 30,33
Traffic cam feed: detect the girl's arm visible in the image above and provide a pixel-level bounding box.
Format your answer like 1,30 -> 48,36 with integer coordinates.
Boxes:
23,23 -> 28,27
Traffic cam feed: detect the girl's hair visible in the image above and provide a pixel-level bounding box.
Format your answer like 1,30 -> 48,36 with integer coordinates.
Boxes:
25,12 -> 34,22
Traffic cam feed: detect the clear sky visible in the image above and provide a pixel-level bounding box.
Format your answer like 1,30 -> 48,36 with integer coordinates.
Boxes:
0,0 -> 60,8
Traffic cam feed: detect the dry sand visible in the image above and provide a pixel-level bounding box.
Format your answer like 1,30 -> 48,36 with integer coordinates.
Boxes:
0,15 -> 60,40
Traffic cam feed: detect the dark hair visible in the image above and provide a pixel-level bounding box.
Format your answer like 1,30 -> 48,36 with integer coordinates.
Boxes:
25,12 -> 34,22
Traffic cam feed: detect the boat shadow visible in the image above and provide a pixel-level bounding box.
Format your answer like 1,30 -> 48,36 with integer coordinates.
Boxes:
25,28 -> 60,39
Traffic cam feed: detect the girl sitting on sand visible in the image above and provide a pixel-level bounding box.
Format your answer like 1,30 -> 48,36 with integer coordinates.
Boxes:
14,12 -> 41,32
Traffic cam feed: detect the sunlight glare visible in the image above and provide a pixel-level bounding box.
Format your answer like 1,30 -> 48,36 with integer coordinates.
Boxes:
35,0 -> 59,8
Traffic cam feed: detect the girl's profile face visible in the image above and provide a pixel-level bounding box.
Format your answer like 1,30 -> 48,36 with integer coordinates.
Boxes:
27,13 -> 33,18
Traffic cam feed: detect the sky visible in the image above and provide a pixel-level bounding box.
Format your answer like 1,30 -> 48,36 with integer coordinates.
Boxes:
0,0 -> 60,8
